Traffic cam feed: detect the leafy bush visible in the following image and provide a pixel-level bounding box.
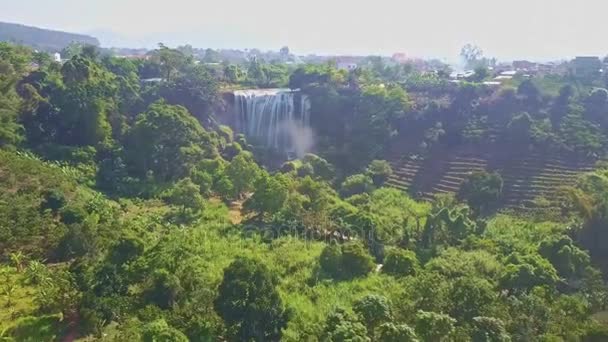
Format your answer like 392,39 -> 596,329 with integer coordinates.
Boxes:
458,171 -> 503,215
366,160 -> 393,186
383,248 -> 419,277
340,174 -> 375,198
319,242 -> 375,279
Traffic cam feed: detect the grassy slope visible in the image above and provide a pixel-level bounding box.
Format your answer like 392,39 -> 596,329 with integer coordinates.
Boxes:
0,267 -> 64,340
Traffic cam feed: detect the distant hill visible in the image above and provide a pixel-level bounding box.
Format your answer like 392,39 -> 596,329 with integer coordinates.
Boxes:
0,22 -> 99,51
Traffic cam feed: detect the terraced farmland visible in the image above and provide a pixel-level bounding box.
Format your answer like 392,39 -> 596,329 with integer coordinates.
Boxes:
386,156 -> 423,192
387,148 -> 597,211
425,156 -> 488,201
498,155 -> 595,209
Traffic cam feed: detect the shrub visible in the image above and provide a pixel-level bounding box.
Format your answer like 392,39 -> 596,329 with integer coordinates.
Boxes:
319,244 -> 343,278
383,248 -> 419,277
319,241 -> 375,279
340,174 -> 375,198
341,242 -> 376,278
367,160 -> 393,186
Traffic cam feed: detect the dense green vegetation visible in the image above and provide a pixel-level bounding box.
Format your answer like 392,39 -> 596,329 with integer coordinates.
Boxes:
1,41 -> 608,341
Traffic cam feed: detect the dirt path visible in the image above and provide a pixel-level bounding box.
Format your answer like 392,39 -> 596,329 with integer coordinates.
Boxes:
209,197 -> 245,224
62,311 -> 79,342
228,200 -> 244,224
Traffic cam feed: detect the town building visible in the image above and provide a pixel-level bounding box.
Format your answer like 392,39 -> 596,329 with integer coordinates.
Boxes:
336,57 -> 358,71
513,60 -> 537,72
570,56 -> 602,78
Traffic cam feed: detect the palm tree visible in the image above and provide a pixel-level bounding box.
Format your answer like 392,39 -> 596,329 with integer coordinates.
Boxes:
3,283 -> 16,307
9,252 -> 26,272
25,260 -> 50,285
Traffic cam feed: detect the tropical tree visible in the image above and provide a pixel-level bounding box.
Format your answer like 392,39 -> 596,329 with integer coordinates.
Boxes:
469,66 -> 489,82
460,44 -> 485,69
538,235 -> 590,279
224,64 -> 244,84
126,101 -> 212,181
144,269 -> 182,309
24,260 -> 50,285
9,251 -> 26,272
341,242 -> 376,278
366,160 -> 393,186
158,63 -> 218,122
320,244 -> 343,278
449,277 -> 496,322
225,152 -> 262,199
471,316 -> 510,342
319,242 -> 375,279
499,253 -> 559,292
353,294 -> 393,337
302,154 -> 336,181
214,257 -> 289,341
202,48 -> 222,63
0,44 -> 26,147
142,319 -> 189,342
383,248 -> 419,277
2,281 -> 17,307
322,307 -> 369,342
518,79 -> 542,111
155,43 -> 189,80
165,177 -> 205,218
340,174 -> 375,198
415,310 -> 455,342
458,171 -> 503,215
377,323 -> 418,342
244,172 -> 289,218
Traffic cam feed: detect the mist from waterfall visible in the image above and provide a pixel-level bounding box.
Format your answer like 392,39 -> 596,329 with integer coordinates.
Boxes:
234,89 -> 312,157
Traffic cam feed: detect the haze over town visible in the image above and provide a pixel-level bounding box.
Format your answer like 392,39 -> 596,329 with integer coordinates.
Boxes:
2,0 -> 608,61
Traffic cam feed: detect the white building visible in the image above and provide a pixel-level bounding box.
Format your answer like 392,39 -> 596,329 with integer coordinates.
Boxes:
337,62 -> 358,71
53,53 -> 61,62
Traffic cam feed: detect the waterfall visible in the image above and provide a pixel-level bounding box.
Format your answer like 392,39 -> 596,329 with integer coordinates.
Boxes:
234,89 -> 312,156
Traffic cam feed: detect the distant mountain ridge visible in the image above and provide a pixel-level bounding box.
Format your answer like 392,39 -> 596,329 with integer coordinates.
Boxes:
0,21 -> 99,51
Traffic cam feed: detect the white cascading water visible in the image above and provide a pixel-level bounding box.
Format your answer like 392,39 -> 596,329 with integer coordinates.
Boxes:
234,89 -> 312,156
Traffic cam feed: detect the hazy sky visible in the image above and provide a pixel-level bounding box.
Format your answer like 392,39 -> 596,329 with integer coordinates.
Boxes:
2,0 -> 607,61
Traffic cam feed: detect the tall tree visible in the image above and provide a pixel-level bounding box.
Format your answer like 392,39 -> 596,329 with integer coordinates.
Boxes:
353,294 -> 393,338
155,43 -> 189,80
458,171 -> 503,215
126,101 -> 213,181
158,64 -> 218,123
244,172 -> 289,218
225,152 -> 262,199
460,44 -> 485,70
0,60 -> 24,146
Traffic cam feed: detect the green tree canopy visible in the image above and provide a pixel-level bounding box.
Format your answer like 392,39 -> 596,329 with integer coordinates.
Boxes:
164,177 -> 205,220
471,316 -> 510,342
366,160 -> 393,186
353,294 -> 393,336
322,307 -> 369,342
377,322 -> 419,342
225,151 -> 262,199
340,174 -> 375,198
244,172 -> 290,218
415,310 -> 455,342
126,101 -> 213,181
383,248 -> 419,277
458,171 -> 503,215
214,257 -> 289,341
